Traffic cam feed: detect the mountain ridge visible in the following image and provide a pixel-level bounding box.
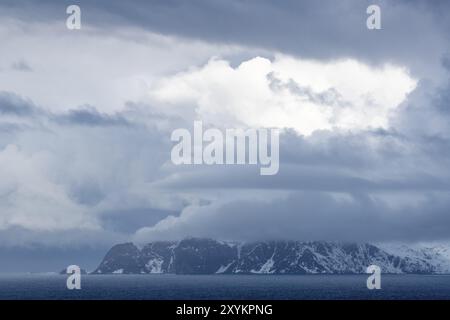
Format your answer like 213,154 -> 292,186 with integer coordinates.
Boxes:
92,238 -> 450,275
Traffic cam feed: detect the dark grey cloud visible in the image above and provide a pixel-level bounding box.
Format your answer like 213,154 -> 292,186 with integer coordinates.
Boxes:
3,0 -> 449,72
268,73 -> 348,108
0,91 -> 36,116
155,164 -> 450,193
442,53 -> 450,71
11,60 -> 32,72
136,190 -> 450,243
54,106 -> 129,127
392,72 -> 450,139
0,91 -> 136,128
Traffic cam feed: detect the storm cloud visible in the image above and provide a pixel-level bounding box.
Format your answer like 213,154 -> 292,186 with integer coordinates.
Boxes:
0,0 -> 450,272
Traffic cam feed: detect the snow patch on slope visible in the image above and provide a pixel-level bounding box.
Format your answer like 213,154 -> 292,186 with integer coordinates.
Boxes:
378,242 -> 450,274
215,261 -> 234,274
112,269 -> 123,274
251,258 -> 275,274
146,258 -> 164,273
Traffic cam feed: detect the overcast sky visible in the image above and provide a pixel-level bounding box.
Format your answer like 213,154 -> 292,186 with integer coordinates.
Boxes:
1,0 -> 450,271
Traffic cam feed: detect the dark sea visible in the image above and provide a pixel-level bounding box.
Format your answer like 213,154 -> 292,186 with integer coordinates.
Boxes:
0,274 -> 449,300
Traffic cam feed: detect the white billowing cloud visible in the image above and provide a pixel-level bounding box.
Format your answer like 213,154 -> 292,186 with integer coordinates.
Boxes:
0,144 -> 99,231
149,55 -> 417,135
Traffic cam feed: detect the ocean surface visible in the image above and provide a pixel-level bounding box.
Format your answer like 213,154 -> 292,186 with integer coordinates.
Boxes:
0,274 -> 449,300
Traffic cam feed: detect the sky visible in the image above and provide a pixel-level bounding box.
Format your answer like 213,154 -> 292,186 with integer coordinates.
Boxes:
0,0 -> 450,271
